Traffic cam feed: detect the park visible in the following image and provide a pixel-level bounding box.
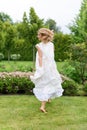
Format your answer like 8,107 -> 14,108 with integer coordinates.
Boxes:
0,0 -> 87,130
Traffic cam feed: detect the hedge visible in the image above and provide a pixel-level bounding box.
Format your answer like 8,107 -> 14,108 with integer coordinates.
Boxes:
0,76 -> 34,94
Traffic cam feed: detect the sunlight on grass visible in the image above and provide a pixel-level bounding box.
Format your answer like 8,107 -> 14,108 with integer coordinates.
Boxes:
0,96 -> 87,130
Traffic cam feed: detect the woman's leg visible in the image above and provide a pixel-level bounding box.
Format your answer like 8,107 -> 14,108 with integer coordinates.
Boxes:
40,101 -> 47,113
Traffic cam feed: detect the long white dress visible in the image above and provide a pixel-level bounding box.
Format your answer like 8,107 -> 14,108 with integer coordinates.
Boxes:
30,42 -> 64,101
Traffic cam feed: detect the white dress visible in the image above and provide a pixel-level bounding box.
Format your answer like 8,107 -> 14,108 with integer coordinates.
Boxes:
30,42 -> 64,101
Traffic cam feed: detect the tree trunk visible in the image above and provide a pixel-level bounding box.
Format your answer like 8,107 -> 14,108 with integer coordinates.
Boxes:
33,45 -> 35,71
8,50 -> 10,61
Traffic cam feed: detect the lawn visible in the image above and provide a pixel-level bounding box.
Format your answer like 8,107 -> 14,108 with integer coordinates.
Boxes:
0,95 -> 87,130
0,61 -> 33,72
0,61 -> 65,72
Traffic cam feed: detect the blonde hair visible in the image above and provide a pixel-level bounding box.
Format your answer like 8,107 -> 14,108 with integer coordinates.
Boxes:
38,28 -> 54,42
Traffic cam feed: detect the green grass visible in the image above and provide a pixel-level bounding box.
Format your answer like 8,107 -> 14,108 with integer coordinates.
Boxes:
0,95 -> 87,130
0,61 -> 65,72
0,61 -> 33,72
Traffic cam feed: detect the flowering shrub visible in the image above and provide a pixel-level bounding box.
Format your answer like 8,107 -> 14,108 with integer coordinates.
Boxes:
0,72 -> 34,94
10,54 -> 21,60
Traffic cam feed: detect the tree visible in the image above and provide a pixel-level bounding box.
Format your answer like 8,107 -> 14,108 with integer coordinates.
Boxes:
23,12 -> 28,24
29,7 -> 44,68
0,12 -> 12,23
0,32 -> 4,51
0,21 -> 5,51
29,7 -> 43,28
69,0 -> 87,43
45,18 -> 61,33
4,21 -> 16,61
16,12 -> 29,40
53,32 -> 72,61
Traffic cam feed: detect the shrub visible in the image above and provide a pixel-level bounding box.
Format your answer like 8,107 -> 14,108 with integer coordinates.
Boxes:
62,80 -> 78,96
69,43 -> 87,84
61,62 -> 76,79
16,65 -> 33,72
0,76 -> 34,95
61,61 -> 87,84
10,54 -> 21,61
83,82 -> 87,96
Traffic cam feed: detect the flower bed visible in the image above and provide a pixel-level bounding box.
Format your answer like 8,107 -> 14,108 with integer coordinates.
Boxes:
0,71 -> 34,94
0,71 -> 33,78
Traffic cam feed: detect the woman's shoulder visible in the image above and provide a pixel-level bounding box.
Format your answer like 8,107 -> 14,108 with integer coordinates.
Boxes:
35,42 -> 54,48
49,42 -> 54,47
35,42 -> 42,47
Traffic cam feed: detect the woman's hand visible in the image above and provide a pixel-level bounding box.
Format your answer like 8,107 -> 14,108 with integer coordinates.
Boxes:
36,45 -> 43,67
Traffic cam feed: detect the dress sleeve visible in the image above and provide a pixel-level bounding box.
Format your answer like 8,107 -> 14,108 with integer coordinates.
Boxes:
35,44 -> 40,48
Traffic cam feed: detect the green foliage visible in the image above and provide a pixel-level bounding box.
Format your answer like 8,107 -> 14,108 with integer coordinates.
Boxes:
70,43 -> 87,84
28,7 -> 44,64
58,43 -> 87,84
29,7 -> 43,27
69,0 -> 87,43
45,18 -> 61,33
0,61 -> 33,72
16,65 -> 33,72
29,7 -> 44,45
0,77 -> 34,94
0,53 -> 4,61
0,8 -> 71,61
62,80 -> 78,96
83,82 -> 87,95
54,33 -> 72,61
0,21 -> 5,51
61,62 -> 76,78
0,12 -> 12,23
22,12 -> 28,24
4,21 -> 17,61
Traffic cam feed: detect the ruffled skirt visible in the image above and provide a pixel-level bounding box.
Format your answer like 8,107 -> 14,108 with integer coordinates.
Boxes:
30,62 -> 64,101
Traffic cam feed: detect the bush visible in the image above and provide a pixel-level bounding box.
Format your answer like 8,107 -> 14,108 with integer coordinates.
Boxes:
62,80 -> 78,96
83,82 -> 87,96
0,76 -> 34,94
61,61 -> 87,84
16,65 -> 33,72
61,62 -> 76,79
10,54 -> 21,61
69,43 -> 87,84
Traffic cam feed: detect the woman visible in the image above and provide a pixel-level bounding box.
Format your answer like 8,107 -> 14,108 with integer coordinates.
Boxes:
30,28 -> 64,113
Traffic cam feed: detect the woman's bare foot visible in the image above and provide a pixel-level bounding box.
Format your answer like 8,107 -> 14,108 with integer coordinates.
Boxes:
40,107 -> 47,113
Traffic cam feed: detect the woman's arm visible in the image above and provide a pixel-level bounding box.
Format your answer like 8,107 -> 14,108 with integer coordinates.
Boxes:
36,46 -> 43,67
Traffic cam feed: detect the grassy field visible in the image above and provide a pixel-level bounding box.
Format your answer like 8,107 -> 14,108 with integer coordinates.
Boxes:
0,61 -> 65,72
0,95 -> 87,130
0,61 -> 33,72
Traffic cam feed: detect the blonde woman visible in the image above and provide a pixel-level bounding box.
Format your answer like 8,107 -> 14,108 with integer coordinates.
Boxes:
30,28 -> 64,113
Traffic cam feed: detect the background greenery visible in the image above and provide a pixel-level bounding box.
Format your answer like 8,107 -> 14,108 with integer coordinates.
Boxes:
0,0 -> 87,82
0,0 -> 87,84
0,8 -> 71,62
0,61 -> 86,96
0,1 -> 87,129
